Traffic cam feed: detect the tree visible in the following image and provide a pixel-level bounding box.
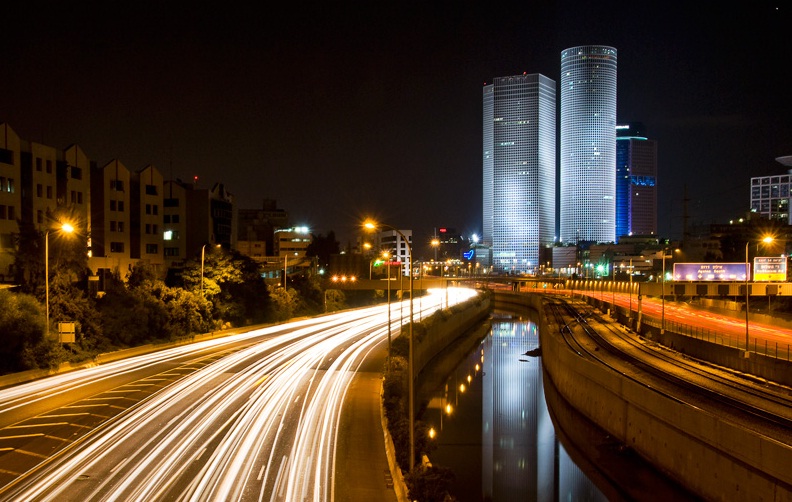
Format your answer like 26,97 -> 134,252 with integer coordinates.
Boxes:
180,248 -> 271,326
306,231 -> 340,272
0,290 -> 47,374
267,285 -> 300,321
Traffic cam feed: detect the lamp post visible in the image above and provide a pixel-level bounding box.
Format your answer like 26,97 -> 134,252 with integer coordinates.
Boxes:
201,243 -> 222,296
382,250 -> 393,372
45,222 -> 75,338
200,244 -> 207,297
365,220 -> 414,472
745,236 -> 775,355
628,258 -> 633,325
661,250 -> 667,334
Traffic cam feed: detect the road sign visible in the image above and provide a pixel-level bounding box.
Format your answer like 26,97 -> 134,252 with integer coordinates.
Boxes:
754,257 -> 786,282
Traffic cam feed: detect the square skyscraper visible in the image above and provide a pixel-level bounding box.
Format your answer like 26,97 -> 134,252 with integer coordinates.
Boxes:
483,73 -> 556,274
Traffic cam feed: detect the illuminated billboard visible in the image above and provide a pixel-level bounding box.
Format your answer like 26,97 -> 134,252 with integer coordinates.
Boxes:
672,263 -> 748,282
754,257 -> 787,282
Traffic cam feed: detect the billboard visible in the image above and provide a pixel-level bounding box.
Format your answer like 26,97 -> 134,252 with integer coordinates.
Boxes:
672,263 -> 748,282
754,257 -> 787,282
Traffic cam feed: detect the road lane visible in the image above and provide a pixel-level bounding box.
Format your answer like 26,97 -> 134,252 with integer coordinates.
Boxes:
0,287 -> 478,501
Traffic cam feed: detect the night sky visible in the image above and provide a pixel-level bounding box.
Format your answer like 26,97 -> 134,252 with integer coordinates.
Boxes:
2,2 -> 791,255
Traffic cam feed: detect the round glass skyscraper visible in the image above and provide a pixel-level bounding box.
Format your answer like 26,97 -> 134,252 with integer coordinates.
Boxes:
560,45 -> 617,244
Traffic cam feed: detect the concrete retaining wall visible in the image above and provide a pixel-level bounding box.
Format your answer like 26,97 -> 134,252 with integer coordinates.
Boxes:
494,291 -> 792,501
413,295 -> 491,377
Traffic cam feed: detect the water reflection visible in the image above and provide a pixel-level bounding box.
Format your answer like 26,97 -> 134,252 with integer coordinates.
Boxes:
427,313 -> 607,501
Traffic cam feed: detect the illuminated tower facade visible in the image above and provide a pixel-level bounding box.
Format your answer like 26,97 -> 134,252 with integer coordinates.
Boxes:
616,123 -> 657,239
560,46 -> 618,244
482,73 -> 556,273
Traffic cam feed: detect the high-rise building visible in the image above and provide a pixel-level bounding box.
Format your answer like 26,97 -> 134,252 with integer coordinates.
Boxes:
616,123 -> 658,239
749,156 -> 792,223
0,124 -> 21,281
482,73 -> 556,273
560,46 -> 618,244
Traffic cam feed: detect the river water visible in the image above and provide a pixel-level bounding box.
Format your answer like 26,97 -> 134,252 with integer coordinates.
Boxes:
424,311 -> 697,502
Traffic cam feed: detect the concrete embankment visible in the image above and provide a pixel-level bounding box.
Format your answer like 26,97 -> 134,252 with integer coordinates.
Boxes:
494,291 -> 792,502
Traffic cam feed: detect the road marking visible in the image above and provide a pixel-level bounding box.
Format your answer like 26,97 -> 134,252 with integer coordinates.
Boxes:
6,423 -> 68,429
14,449 -> 48,459
0,433 -> 45,440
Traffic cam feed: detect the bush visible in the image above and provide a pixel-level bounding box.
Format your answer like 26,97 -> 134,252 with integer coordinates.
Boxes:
0,289 -> 49,374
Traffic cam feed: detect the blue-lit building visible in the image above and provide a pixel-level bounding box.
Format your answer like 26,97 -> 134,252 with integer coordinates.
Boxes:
616,123 -> 658,240
482,73 -> 556,273
560,46 -> 618,244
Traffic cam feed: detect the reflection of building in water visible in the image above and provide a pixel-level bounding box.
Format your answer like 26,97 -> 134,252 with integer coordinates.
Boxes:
482,316 -> 605,501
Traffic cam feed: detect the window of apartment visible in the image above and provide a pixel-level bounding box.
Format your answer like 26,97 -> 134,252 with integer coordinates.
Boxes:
145,204 -> 151,215
46,160 -> 52,173
145,223 -> 151,234
110,179 -> 124,191
171,214 -> 179,223
110,242 -> 124,253
164,247 -> 179,257
110,221 -> 116,232
152,224 -> 158,234
110,200 -> 116,211
6,206 -> 14,220
36,158 -> 42,171
152,205 -> 158,215
117,221 -> 124,232
46,186 -> 52,199
0,177 -> 4,191
146,244 -> 158,254
164,198 -> 179,207
118,200 -> 124,211
77,192 -> 83,204
0,205 -> 5,219
36,184 -> 43,197
5,178 -> 12,193
0,148 -> 13,164
71,166 -> 82,180
145,184 -> 157,195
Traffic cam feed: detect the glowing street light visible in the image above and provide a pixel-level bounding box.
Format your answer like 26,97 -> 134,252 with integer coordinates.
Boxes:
364,219 -> 415,472
745,236 -> 775,355
45,222 -> 75,338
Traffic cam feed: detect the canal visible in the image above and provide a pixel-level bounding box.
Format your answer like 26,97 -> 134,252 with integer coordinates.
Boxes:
422,311 -> 698,501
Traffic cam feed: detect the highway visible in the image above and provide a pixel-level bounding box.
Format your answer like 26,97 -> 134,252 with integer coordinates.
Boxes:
564,288 -> 792,352
0,287 -> 478,501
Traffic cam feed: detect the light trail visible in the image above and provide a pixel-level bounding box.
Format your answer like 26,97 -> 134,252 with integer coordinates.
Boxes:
0,287 -> 478,502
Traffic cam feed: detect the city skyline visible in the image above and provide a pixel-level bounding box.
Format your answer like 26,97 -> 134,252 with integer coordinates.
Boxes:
2,2 -> 791,245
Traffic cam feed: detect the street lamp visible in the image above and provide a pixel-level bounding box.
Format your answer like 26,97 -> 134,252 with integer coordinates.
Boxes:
364,219 -> 415,472
45,222 -> 75,338
660,248 -> 679,334
745,236 -> 775,355
383,250 -> 393,372
201,243 -> 222,296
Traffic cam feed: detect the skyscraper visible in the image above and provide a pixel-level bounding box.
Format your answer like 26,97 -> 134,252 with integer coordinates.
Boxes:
483,73 -> 556,274
560,46 -> 618,244
616,123 -> 658,239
